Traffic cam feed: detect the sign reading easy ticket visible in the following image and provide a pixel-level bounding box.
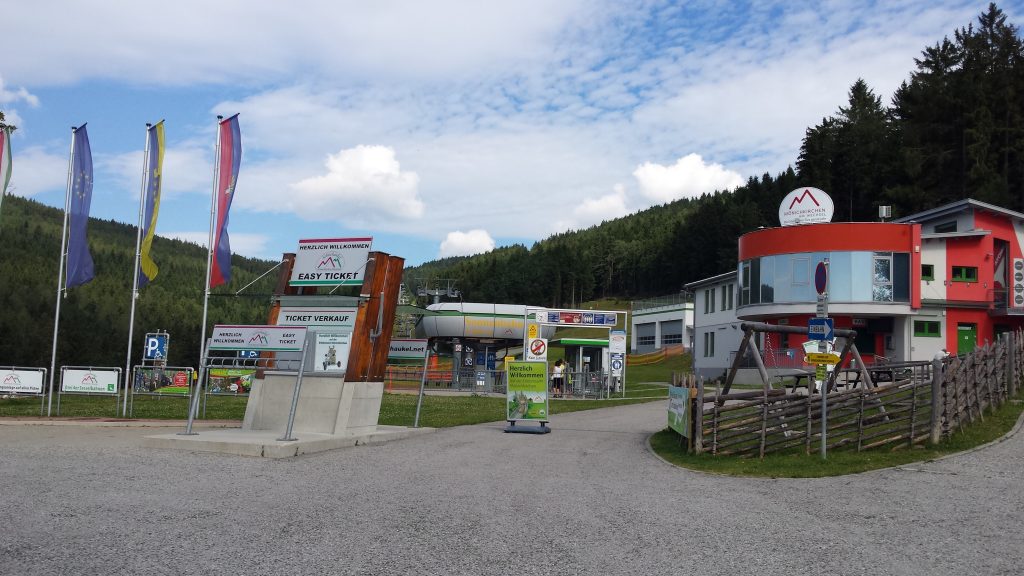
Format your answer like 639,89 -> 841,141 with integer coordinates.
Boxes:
289,237 -> 373,287
210,325 -> 308,352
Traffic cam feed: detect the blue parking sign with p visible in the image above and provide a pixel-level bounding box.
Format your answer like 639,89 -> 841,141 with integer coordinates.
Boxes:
144,333 -> 169,359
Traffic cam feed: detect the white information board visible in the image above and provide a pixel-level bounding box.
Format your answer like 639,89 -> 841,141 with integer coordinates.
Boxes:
388,339 -> 429,360
62,368 -> 119,394
1,369 -> 44,394
209,325 -> 308,352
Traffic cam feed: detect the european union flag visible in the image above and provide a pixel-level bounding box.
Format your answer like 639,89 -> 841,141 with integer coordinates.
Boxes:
66,124 -> 94,289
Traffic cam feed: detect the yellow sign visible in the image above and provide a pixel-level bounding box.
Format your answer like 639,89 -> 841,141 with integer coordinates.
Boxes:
805,352 -> 841,365
527,324 -> 538,339
815,365 -> 827,380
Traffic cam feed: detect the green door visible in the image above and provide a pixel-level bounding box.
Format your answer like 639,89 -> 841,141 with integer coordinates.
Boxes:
957,323 -> 977,355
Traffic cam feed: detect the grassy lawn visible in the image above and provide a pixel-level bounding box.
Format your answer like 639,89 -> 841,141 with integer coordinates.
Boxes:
0,391 -> 659,428
650,396 -> 1024,478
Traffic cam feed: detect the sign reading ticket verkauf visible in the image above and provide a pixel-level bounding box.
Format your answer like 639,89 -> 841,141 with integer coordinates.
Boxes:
289,237 -> 373,287
505,361 -> 548,421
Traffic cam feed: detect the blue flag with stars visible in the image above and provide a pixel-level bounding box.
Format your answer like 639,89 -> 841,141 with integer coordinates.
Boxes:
66,124 -> 95,289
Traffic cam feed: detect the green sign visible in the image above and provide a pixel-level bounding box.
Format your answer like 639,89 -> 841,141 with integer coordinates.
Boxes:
506,361 -> 549,421
668,386 -> 690,437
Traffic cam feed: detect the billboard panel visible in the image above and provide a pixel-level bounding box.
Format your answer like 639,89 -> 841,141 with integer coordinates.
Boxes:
289,238 -> 373,286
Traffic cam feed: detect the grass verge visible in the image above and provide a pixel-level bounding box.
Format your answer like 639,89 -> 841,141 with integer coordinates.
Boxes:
0,392 -> 658,428
649,396 -> 1024,478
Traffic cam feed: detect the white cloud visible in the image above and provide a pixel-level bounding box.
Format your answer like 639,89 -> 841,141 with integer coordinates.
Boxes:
161,231 -> 271,259
557,184 -> 631,231
633,154 -> 744,203
103,142 -> 213,200
5,146 -> 67,197
439,229 -> 495,258
0,1 -> 586,86
0,75 -> 39,107
287,145 -> 423,226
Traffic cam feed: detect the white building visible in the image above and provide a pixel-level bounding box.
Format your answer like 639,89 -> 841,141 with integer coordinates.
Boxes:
685,272 -> 744,380
629,294 -> 693,354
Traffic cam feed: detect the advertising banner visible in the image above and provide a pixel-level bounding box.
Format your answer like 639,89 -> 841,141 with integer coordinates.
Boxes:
209,325 -> 307,352
133,366 -> 192,393
534,309 -> 617,327
668,386 -> 690,437
62,368 -> 119,394
208,368 -> 255,394
1,369 -> 44,394
506,361 -> 549,421
388,339 -> 429,360
289,237 -> 373,286
315,332 -> 351,372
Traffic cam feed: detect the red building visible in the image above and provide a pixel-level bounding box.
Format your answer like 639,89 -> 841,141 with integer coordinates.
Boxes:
736,199 -> 1024,362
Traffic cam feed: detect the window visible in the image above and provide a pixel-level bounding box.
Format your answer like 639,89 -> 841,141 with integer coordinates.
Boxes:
703,332 -> 715,357
727,283 -> 734,310
709,288 -> 715,313
662,333 -> 682,345
934,221 -> 957,233
951,266 -> 978,282
703,289 -> 709,314
873,253 -> 893,302
921,264 -> 934,281
637,335 -> 655,346
740,261 -> 752,305
720,285 -> 727,311
914,320 -> 941,337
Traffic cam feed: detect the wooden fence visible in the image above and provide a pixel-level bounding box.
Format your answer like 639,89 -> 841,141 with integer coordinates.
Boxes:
690,331 -> 1021,458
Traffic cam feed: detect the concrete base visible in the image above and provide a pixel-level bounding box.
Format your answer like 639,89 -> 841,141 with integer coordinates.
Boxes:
142,374 -> 421,458
143,425 -> 435,458
243,374 -> 384,436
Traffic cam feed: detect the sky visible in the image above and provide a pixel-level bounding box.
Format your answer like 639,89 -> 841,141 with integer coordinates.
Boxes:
0,1 -> 1015,267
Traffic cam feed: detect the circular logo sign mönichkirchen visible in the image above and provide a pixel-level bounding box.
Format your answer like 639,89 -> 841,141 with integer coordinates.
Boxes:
779,187 -> 834,226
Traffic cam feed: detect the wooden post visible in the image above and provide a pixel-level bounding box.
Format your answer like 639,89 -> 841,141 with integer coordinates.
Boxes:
930,357 -> 943,445
1008,331 -> 1017,397
344,252 -> 405,382
694,377 -> 704,455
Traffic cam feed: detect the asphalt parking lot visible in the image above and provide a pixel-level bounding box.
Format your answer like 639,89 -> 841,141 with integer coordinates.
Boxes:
1,402 -> 1022,576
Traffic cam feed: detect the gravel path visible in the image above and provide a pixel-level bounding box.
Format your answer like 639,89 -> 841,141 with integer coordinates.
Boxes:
1,402 -> 1022,576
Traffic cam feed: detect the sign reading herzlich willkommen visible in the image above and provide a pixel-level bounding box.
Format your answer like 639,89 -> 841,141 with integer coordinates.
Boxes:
289,237 -> 373,286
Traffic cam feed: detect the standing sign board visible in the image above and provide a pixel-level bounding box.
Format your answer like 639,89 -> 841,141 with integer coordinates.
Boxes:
388,339 -> 429,360
143,333 -> 169,361
276,307 -> 357,330
807,318 -> 834,341
505,361 -> 549,421
315,333 -> 351,372
209,325 -> 307,352
525,338 -> 548,362
288,237 -> 373,287
667,386 -> 690,437
62,368 -> 119,394
1,369 -> 45,394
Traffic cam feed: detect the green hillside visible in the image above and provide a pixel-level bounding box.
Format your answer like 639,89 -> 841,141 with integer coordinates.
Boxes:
0,195 -> 276,369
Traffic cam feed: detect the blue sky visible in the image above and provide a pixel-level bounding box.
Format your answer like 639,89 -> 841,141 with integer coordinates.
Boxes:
0,1 -> 1012,266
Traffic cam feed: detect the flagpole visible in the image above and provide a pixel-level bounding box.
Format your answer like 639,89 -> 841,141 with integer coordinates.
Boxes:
47,126 -> 78,417
198,116 -> 223,376
123,124 -> 152,417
